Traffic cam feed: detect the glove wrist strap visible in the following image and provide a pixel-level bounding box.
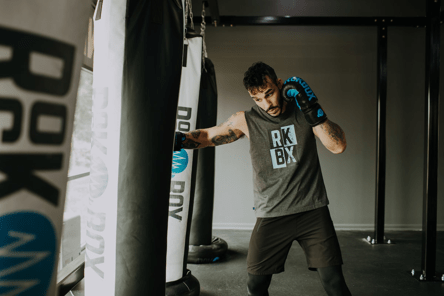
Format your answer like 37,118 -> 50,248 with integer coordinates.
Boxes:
303,103 -> 328,127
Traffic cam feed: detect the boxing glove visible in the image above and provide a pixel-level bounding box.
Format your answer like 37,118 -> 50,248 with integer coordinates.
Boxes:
281,76 -> 327,127
174,131 -> 186,151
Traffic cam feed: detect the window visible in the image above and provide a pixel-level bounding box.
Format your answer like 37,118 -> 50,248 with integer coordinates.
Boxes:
63,11 -> 95,248
64,68 -> 93,247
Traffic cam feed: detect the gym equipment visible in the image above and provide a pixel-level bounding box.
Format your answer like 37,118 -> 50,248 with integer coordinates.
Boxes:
165,2 -> 202,293
86,0 -> 184,295
187,1 -> 228,265
188,58 -> 228,264
85,0 -> 126,294
174,131 -> 187,151
281,77 -> 328,127
117,0 -> 184,294
0,1 -> 90,295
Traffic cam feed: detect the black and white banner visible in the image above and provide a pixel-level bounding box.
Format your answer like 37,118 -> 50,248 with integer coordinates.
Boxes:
0,1 -> 90,295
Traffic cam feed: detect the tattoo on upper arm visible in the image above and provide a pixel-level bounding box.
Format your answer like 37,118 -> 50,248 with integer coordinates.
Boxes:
211,129 -> 239,146
191,130 -> 201,139
217,116 -> 235,128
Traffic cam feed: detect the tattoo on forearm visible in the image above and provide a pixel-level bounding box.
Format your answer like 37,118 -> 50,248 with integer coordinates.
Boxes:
211,129 -> 238,146
321,121 -> 346,145
183,138 -> 201,149
191,130 -> 201,139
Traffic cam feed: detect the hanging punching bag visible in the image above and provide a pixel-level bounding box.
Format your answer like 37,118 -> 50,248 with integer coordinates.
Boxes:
117,0 -> 184,295
0,1 -> 90,295
85,0 -> 184,295
188,59 -> 228,264
85,0 -> 126,295
165,29 -> 202,296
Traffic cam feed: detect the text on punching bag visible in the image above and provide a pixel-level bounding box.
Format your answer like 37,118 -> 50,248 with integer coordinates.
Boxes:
0,27 -> 75,205
85,86 -> 110,279
169,106 -> 192,221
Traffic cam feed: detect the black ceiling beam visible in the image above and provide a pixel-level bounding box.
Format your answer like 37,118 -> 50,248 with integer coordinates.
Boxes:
193,16 -> 428,27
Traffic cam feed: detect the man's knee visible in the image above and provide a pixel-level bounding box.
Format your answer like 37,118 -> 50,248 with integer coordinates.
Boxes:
247,273 -> 272,296
317,265 -> 351,296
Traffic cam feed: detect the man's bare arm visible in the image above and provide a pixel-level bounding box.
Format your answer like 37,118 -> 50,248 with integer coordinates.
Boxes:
312,119 -> 347,154
181,112 -> 247,149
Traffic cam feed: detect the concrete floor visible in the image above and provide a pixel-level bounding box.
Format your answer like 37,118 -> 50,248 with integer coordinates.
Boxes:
68,230 -> 444,296
188,230 -> 444,296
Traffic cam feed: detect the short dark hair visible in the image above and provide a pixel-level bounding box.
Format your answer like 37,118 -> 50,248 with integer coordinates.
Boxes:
243,62 -> 278,93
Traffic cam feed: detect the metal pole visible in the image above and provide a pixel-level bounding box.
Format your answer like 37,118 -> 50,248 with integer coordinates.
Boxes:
421,0 -> 441,280
374,24 -> 388,244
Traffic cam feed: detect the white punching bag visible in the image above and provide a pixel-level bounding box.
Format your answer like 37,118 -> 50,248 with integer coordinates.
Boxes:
85,0 -> 126,295
166,31 -> 203,283
0,1 -> 90,295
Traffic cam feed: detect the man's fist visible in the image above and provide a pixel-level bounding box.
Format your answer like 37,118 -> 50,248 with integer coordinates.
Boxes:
281,77 -> 327,127
174,131 -> 186,151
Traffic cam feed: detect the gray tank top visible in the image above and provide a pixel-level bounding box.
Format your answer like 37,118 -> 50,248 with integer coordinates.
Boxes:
244,100 -> 329,217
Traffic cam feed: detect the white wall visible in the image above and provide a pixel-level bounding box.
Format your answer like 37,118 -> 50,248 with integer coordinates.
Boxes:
202,24 -> 444,230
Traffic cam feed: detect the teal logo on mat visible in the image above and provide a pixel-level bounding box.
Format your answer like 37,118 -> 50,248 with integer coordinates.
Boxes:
0,212 -> 56,295
172,149 -> 188,178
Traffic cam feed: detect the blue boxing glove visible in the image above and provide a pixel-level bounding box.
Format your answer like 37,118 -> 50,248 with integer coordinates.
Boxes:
281,77 -> 328,127
174,131 -> 186,151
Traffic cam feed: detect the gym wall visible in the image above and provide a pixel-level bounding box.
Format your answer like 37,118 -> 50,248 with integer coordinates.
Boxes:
191,0 -> 444,230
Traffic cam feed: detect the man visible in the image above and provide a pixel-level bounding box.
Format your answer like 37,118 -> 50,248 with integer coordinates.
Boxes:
174,62 -> 351,296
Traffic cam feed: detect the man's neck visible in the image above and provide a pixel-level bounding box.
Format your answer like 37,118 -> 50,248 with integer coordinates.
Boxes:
281,100 -> 288,114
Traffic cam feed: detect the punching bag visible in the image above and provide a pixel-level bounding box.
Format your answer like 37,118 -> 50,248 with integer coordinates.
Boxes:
85,0 -> 184,295
117,0 -> 184,294
165,29 -> 202,295
85,0 -> 126,295
0,1 -> 90,295
188,59 -> 228,263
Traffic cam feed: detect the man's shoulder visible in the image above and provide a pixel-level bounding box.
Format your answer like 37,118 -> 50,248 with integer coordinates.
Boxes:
229,111 -> 249,138
244,105 -> 260,117
231,111 -> 247,125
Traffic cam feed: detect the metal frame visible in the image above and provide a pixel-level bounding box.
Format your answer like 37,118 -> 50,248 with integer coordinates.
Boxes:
374,24 -> 388,245
61,1 -> 443,293
417,0 -> 441,283
57,253 -> 85,296
204,0 -> 220,26
194,16 -> 428,27
195,0 -> 442,282
67,172 -> 90,182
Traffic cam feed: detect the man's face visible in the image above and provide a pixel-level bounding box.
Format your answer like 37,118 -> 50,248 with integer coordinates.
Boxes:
249,76 -> 285,117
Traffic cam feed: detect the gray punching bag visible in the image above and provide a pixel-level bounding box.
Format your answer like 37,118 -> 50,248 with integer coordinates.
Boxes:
116,0 -> 183,295
188,59 -> 228,263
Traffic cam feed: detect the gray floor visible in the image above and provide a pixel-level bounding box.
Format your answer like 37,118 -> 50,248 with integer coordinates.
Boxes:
188,230 -> 444,296
68,230 -> 444,296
